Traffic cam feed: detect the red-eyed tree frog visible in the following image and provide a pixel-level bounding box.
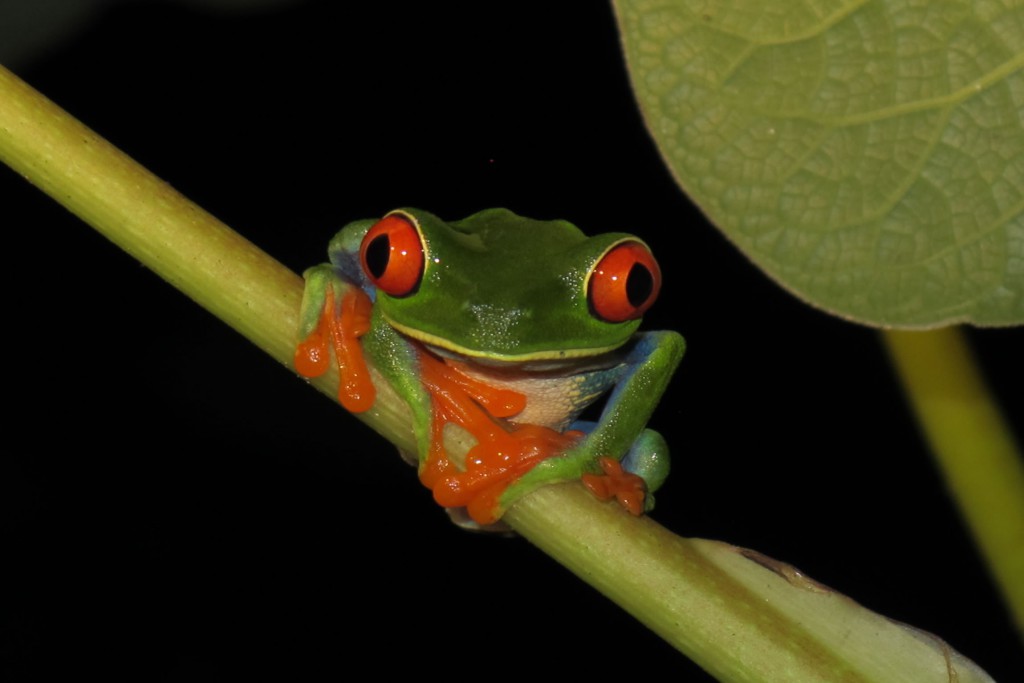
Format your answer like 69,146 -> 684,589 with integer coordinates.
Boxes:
295,208 -> 685,528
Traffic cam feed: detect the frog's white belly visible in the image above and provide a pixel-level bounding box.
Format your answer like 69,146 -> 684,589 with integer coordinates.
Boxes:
452,360 -> 619,431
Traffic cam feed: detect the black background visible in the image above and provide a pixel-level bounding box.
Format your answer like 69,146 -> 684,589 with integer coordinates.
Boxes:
3,1 -> 1022,680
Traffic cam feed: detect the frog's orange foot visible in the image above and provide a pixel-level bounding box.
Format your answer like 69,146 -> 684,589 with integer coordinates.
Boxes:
432,462 -> 531,528
429,423 -> 581,526
295,288 -> 376,413
434,472 -> 514,529
581,456 -> 647,516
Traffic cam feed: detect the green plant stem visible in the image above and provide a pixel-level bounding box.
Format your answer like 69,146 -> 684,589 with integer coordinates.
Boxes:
0,64 -> 998,682
883,328 -> 1024,639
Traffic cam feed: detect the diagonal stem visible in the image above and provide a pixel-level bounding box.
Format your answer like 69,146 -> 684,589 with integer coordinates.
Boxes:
883,328 -> 1024,640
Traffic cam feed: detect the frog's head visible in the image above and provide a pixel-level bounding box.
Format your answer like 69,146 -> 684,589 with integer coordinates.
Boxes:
346,208 -> 662,363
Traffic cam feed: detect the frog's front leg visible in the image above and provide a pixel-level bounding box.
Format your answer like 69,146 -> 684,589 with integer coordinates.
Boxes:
498,329 -> 685,514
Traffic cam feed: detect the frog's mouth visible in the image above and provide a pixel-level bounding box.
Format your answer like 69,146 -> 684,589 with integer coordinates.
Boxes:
423,341 -> 628,376
387,318 -> 627,371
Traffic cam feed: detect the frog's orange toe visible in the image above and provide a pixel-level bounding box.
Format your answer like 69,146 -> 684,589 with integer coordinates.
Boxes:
294,331 -> 330,378
433,466 -> 500,509
431,467 -> 515,526
582,456 -> 647,516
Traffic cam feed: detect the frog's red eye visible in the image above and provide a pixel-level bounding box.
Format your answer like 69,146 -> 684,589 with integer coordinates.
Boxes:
588,241 -> 662,323
360,213 -> 425,297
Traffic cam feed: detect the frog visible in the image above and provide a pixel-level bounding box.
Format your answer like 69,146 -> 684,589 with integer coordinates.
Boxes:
294,208 -> 685,528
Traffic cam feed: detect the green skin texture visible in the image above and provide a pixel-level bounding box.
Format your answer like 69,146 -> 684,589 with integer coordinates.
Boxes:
298,208 -> 686,517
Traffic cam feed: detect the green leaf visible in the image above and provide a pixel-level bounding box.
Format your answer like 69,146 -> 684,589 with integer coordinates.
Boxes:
614,0 -> 1024,327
